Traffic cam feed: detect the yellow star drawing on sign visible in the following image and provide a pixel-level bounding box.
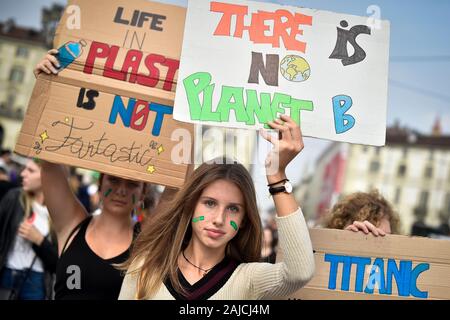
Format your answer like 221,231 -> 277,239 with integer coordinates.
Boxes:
40,130 -> 49,143
157,145 -> 164,155
146,165 -> 156,174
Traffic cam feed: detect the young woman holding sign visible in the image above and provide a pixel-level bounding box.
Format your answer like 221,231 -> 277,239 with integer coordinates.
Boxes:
34,54 -> 159,300
118,114 -> 315,300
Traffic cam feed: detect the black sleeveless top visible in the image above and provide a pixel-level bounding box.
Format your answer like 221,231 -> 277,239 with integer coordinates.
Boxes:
54,216 -> 140,300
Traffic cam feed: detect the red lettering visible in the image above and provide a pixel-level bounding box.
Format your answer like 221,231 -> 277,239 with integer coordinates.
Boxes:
104,45 -> 125,81
82,41 -> 176,91
248,11 -> 273,46
162,58 -> 179,92
211,2 -> 248,37
130,100 -> 149,131
210,2 -> 312,53
83,41 -> 110,74
136,54 -> 165,88
122,50 -> 143,83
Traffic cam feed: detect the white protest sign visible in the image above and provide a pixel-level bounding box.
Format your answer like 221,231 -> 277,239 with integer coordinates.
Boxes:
174,0 -> 390,146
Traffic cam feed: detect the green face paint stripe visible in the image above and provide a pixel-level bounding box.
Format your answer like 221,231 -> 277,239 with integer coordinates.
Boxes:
132,194 -> 136,204
230,221 -> 238,231
192,215 -> 205,223
104,188 -> 112,197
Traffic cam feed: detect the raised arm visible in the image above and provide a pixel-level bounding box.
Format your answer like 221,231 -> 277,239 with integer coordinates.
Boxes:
251,114 -> 314,298
41,161 -> 87,254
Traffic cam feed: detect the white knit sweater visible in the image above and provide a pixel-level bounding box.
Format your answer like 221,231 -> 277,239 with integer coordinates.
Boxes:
118,208 -> 315,300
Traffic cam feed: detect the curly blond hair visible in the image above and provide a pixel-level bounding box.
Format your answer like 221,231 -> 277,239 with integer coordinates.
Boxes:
323,190 -> 401,234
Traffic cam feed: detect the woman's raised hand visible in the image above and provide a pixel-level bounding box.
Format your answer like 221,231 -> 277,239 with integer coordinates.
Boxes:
259,114 -> 304,182
33,49 -> 60,78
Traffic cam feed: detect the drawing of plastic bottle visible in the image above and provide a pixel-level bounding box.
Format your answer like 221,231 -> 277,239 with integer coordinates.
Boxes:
56,39 -> 87,70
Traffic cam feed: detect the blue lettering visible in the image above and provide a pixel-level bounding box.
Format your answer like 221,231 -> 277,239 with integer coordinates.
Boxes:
109,95 -> 134,127
386,259 -> 410,296
324,254 -> 430,299
332,95 -> 355,134
364,258 -> 386,294
325,254 -> 344,290
109,95 -> 172,137
352,256 -> 372,292
149,103 -> 173,137
409,263 -> 429,299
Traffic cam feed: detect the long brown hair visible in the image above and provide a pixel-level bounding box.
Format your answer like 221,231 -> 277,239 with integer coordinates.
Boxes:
122,159 -> 263,299
323,190 -> 401,234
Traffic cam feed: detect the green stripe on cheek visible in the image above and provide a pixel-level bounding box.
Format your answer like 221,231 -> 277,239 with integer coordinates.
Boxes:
192,215 -> 205,223
230,220 -> 238,231
104,188 -> 112,197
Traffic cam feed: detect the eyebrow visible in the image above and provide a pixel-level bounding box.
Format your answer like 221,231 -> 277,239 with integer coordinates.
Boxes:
200,196 -> 244,208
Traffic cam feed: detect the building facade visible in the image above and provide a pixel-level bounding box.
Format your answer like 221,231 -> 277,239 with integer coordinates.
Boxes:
0,20 -> 47,150
295,123 -> 450,235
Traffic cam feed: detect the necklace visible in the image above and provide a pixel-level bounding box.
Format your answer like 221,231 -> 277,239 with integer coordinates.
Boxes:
182,250 -> 214,277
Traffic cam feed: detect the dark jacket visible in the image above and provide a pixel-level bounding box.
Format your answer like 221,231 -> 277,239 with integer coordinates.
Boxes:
0,188 -> 58,288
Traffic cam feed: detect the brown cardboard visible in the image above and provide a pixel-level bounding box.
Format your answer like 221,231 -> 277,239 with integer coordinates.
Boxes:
14,0 -> 194,187
282,228 -> 450,300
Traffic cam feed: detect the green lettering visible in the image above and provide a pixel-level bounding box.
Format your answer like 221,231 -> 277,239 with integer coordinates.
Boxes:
217,86 -> 249,123
183,72 -> 218,121
245,90 -> 272,125
287,99 -> 314,126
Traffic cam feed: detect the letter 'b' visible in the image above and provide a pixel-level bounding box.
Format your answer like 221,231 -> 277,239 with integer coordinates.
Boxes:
333,95 -> 355,134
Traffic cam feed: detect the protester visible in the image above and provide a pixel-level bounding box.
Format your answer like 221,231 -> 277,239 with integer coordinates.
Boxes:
323,190 -> 401,236
34,51 -> 155,300
0,158 -> 57,300
119,114 -> 315,300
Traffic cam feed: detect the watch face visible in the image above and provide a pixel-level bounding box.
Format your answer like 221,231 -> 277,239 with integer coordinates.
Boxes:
285,181 -> 293,193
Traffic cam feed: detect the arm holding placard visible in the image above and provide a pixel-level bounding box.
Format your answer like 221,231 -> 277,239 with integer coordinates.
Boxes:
247,115 -> 315,299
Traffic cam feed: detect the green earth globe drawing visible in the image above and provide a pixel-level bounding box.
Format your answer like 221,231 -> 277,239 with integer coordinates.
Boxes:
280,55 -> 311,82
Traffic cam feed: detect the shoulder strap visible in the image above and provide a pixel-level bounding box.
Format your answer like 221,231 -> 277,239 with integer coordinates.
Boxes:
61,217 -> 89,255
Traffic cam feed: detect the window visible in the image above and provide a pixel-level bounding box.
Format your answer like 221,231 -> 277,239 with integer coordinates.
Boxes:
370,160 -> 380,173
397,164 -> 407,177
16,46 -> 29,58
7,94 -> 15,109
9,67 -> 25,83
424,166 -> 433,179
418,191 -> 429,208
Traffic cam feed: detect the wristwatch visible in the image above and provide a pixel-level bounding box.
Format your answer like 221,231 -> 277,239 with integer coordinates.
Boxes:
268,180 -> 293,195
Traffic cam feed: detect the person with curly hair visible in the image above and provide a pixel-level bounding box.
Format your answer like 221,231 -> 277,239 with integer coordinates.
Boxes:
323,190 -> 401,236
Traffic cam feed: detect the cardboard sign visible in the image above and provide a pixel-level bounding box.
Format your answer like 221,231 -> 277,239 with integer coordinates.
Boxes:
14,0 -> 194,187
174,0 -> 390,146
284,229 -> 450,300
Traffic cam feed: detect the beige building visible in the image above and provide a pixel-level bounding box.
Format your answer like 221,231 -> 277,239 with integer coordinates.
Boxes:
295,121 -> 450,235
0,20 -> 47,150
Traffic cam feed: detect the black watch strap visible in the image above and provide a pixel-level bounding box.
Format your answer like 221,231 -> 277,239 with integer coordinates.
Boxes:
269,185 -> 286,195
